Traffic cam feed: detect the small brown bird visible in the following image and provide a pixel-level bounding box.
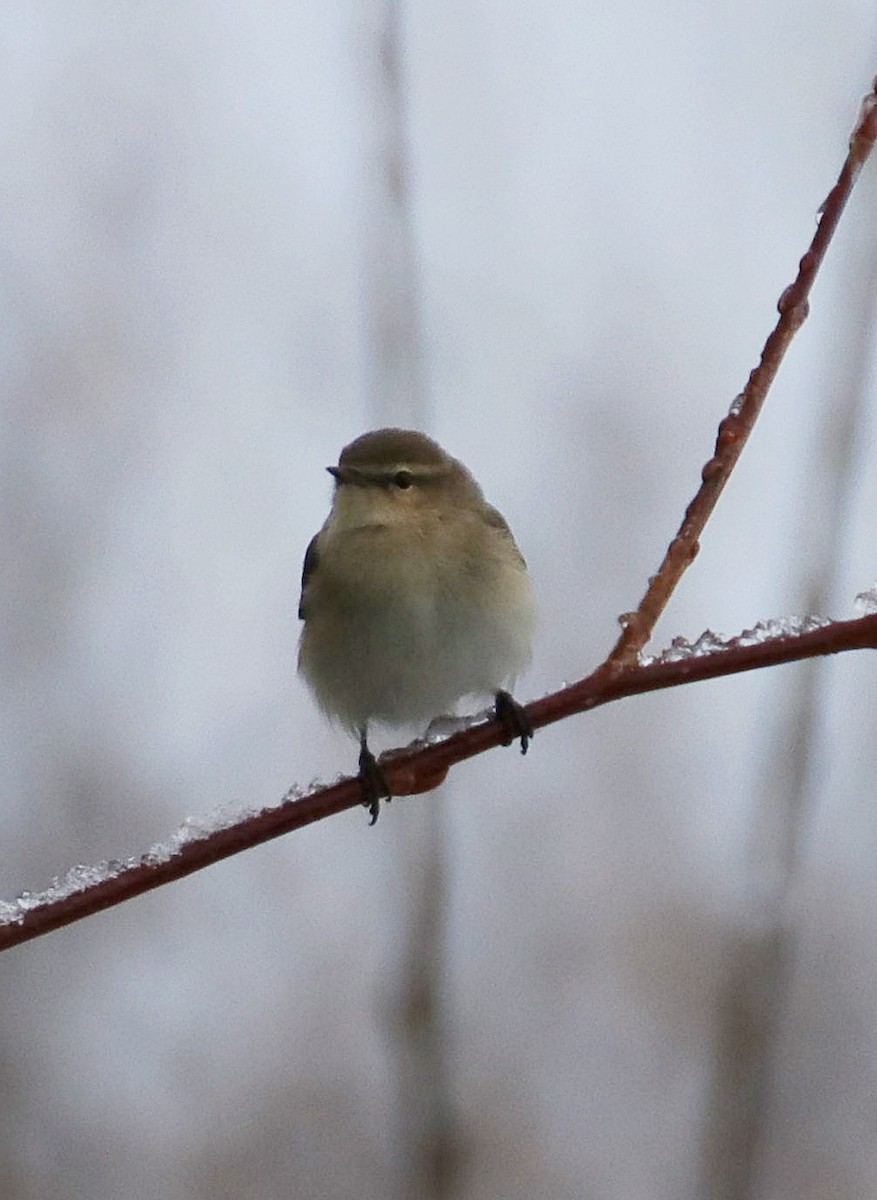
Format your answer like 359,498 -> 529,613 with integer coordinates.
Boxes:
298,428 -> 535,820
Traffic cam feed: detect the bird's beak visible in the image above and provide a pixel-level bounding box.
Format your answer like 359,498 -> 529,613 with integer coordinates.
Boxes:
327,464 -> 357,484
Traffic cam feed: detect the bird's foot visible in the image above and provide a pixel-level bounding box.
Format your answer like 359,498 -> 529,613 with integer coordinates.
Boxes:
494,690 -> 533,755
358,738 -> 392,825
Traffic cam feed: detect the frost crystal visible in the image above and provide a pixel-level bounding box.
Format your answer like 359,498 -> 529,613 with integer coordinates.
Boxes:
0,858 -> 136,927
641,614 -> 831,667
422,713 -> 484,744
648,629 -> 731,664
0,788 -> 313,928
143,798 -> 289,864
854,584 -> 877,616
733,615 -> 830,645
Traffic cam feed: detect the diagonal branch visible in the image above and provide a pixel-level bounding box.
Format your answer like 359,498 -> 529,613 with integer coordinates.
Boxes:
0,613 -> 875,953
2,79 -> 876,956
609,76 -> 877,665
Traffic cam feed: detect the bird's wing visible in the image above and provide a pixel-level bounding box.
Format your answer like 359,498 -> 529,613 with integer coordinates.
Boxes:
483,505 -> 527,568
298,533 -> 320,620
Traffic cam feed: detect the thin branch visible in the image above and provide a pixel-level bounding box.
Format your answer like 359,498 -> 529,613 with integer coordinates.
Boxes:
609,76 -> 877,665
1,613 -> 875,953
3,78 -> 876,955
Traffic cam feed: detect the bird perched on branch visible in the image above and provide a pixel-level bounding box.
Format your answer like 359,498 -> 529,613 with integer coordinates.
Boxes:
298,428 -> 535,822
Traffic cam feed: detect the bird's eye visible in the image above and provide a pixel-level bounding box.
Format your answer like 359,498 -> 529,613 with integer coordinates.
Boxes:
393,470 -> 413,490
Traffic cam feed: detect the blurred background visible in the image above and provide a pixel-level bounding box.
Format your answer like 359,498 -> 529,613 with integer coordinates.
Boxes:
1,3 -> 877,1197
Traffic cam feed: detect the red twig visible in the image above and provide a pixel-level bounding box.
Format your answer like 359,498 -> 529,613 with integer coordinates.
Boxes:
609,77 -> 877,665
2,81 -> 876,954
0,614 -> 875,953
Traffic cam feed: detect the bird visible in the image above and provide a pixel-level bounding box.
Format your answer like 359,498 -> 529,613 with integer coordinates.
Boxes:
297,428 -> 535,822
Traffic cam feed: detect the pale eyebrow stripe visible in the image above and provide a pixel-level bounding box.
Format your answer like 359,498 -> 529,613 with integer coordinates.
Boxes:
359,462 -> 451,481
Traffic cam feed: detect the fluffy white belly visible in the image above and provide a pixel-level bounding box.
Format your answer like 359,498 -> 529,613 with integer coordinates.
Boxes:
298,532 -> 533,731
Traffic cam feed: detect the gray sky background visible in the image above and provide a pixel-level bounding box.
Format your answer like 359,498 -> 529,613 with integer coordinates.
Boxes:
1,4 -> 876,1198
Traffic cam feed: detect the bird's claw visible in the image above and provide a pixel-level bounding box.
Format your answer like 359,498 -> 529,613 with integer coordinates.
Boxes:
358,740 -> 392,825
494,690 -> 533,755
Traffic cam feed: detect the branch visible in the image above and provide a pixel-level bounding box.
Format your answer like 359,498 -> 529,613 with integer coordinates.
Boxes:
3,79 -> 876,953
608,76 -> 877,665
1,613 -> 875,952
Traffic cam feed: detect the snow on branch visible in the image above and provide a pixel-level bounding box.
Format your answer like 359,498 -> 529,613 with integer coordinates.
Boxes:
1,611 -> 875,952
1,77 -> 876,954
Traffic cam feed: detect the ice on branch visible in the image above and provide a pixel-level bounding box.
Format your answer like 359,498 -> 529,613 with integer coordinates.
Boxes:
733,615 -> 832,643
854,584 -> 877,616
421,710 -> 494,745
0,786 -> 320,928
0,860 -> 134,926
639,615 -> 832,666
141,800 -> 288,866
137,784 -> 324,864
